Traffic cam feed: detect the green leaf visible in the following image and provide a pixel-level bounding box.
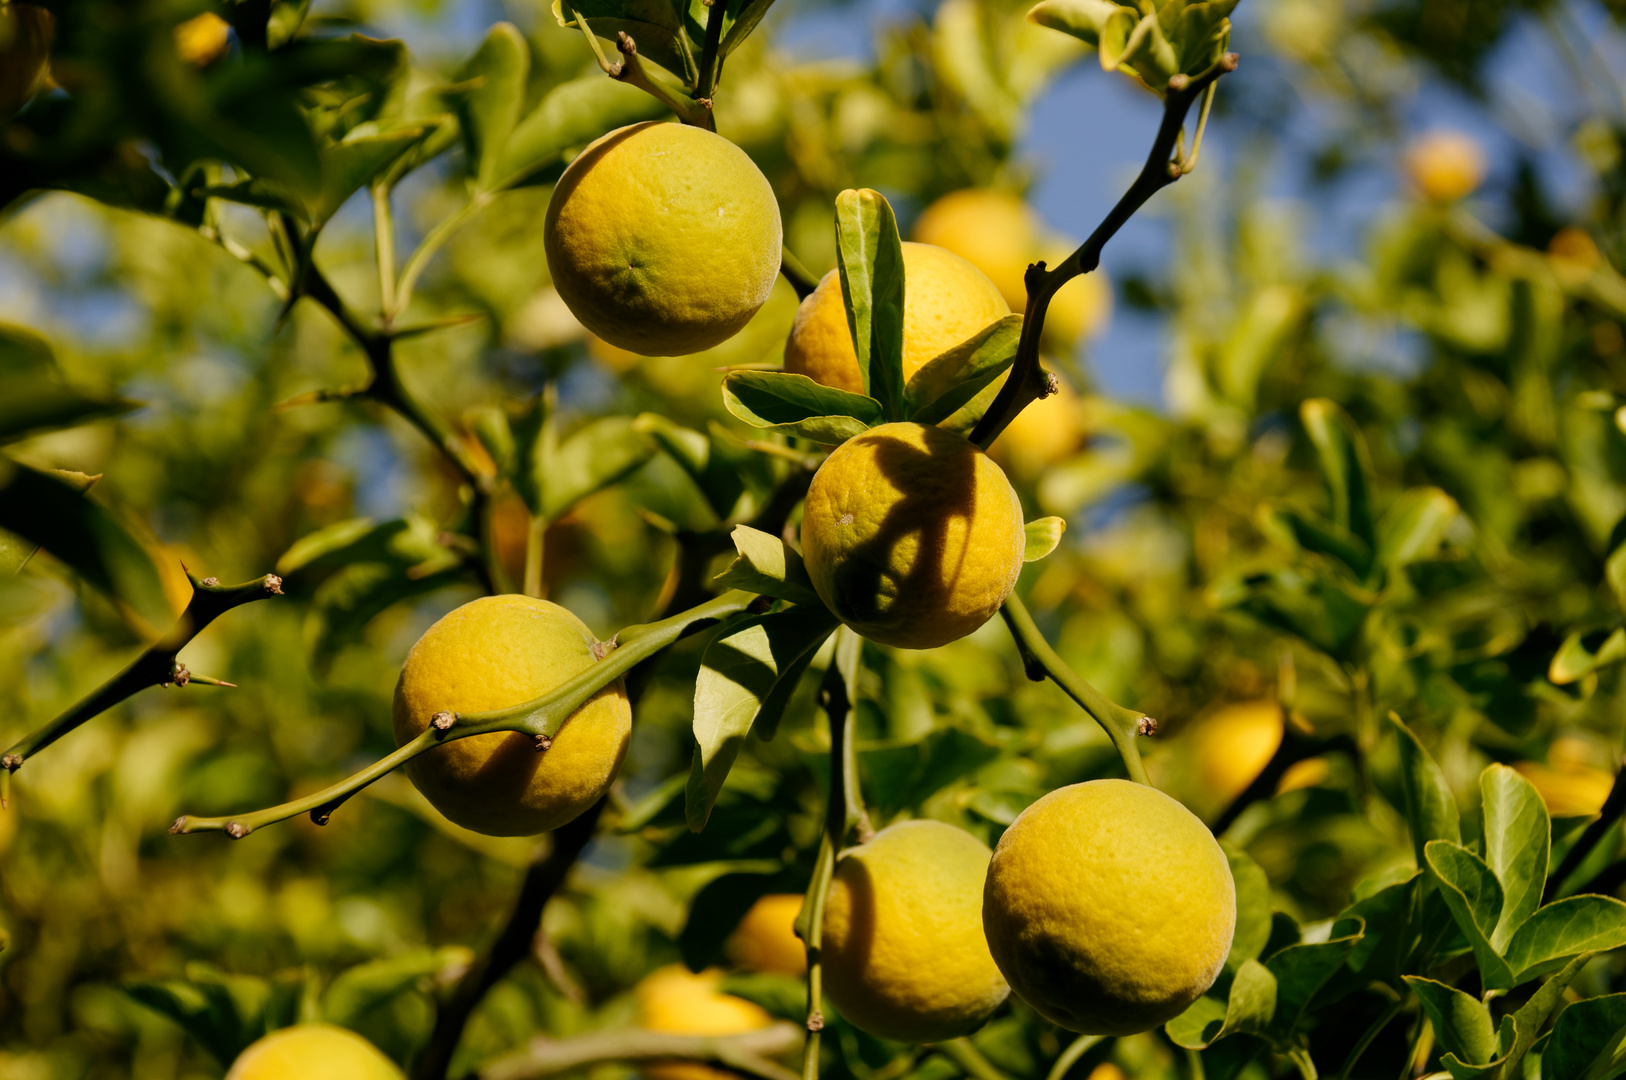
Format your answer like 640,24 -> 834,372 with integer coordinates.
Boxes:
1301,398 -> 1375,547
1264,917 -> 1363,1040
0,459 -> 168,627
722,370 -> 882,444
1166,995 -> 1229,1050
541,416 -> 656,520
553,0 -> 689,81
718,0 -> 777,56
1023,517 -> 1066,563
1550,625 -> 1626,685
1546,994 -> 1626,1080
687,606 -> 841,831
834,188 -> 907,422
712,525 -> 824,606
1425,840 -> 1514,990
907,315 -> 1023,423
1224,845 -> 1273,974
1375,486 -> 1459,570
1405,976 -> 1496,1065
496,75 -> 667,188
1209,566 -> 1371,658
1164,961 -> 1275,1049
0,324 -> 138,444
124,965 -> 275,1066
1480,764 -> 1550,952
1342,873 -> 1421,989
1261,505 -> 1372,577
1391,715 -> 1462,868
311,125 -> 426,224
456,23 -> 530,192
1504,894 -> 1626,984
323,948 -> 471,1028
1502,954 -> 1591,1080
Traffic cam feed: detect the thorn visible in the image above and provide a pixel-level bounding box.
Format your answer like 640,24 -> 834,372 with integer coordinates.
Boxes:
590,635 -> 619,661
535,734 -> 553,752
225,821 -> 251,839
187,673 -> 237,688
264,574 -> 284,594
201,576 -> 220,587
1136,716 -> 1159,736
432,710 -> 457,732
807,1012 -> 825,1032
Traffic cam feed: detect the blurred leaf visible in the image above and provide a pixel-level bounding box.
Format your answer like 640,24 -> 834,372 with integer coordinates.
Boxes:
1504,895 -> 1626,984
268,0 -> 312,48
1424,840 -> 1513,990
277,517 -> 390,575
688,607 -> 840,831
1545,994 -> 1626,1080
541,417 -> 655,520
0,459 -> 168,626
1479,764 -> 1549,952
1225,845 -> 1272,974
862,726 -> 997,817
1502,954 -> 1591,1080
1375,487 -> 1458,570
1341,873 -> 1421,989
677,871 -> 781,972
1391,715 -> 1461,868
1301,398 -> 1375,547
834,188 -> 906,421
1262,505 -> 1371,577
713,525 -> 823,606
1264,917 -> 1362,1040
467,405 -> 516,481
1211,566 -> 1370,656
0,324 -> 138,444
718,0 -> 778,57
456,23 -> 530,192
722,371 -> 881,444
1405,976 -> 1497,1066
1022,517 -> 1065,563
124,966 -> 274,1066
497,75 -> 666,188
907,315 -> 1022,422
323,947 -> 471,1028
1549,625 -> 1626,685
311,126 -> 426,224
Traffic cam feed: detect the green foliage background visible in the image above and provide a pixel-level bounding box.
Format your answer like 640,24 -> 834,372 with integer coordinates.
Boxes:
2,0 -> 1626,1078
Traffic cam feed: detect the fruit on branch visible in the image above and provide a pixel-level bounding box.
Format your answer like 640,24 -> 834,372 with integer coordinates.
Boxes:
0,3 -> 53,118
783,242 -> 1008,394
982,780 -> 1235,1035
225,1024 -> 404,1080
912,189 -> 1111,347
1404,130 -> 1486,203
635,965 -> 774,1080
800,422 -> 1025,650
545,122 -> 783,357
392,595 -> 630,836
821,820 -> 1010,1042
726,892 -> 807,976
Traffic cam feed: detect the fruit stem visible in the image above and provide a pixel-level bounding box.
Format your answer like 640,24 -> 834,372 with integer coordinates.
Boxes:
968,52 -> 1239,452
0,572 -> 281,783
998,594 -> 1152,785
372,181 -> 397,315
1043,1035 -> 1103,1080
938,1038 -> 1009,1080
798,832 -> 835,1080
477,1022 -> 805,1080
168,590 -> 759,837
412,799 -> 606,1080
695,0 -> 727,115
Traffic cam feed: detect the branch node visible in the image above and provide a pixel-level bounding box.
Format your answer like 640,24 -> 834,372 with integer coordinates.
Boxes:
535,734 -> 554,752
1039,371 -> 1059,399
168,663 -> 191,688
807,1012 -> 825,1032
225,821 -> 251,839
1136,716 -> 1159,736
432,710 -> 457,732
201,576 -> 220,587
1221,52 -> 1240,72
264,574 -> 284,595
591,635 -> 619,661
3,754 -> 23,772
1168,73 -> 1190,92
169,816 -> 185,834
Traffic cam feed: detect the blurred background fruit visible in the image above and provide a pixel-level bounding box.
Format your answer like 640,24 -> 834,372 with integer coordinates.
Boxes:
634,966 -> 774,1080
726,893 -> 806,977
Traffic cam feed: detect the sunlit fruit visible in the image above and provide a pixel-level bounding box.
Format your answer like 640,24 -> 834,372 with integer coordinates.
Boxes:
822,820 -> 1010,1042
983,780 -> 1236,1035
636,965 -> 774,1080
800,422 -> 1025,650
226,1024 -> 403,1080
545,121 -> 783,357
727,893 -> 807,976
392,595 -> 631,836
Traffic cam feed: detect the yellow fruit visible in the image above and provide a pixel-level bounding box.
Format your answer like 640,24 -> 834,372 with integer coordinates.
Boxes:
782,242 -> 1009,395
1513,761 -> 1614,818
1191,700 -> 1284,808
226,1024 -> 403,1080
989,374 -> 1085,478
175,12 -> 232,67
1405,131 -> 1485,202
545,122 -> 782,357
1276,756 -> 1329,795
983,780 -> 1236,1035
0,4 -> 53,117
392,595 -> 631,836
800,422 -> 1025,650
636,965 -> 774,1080
727,893 -> 807,976
822,820 -> 1010,1042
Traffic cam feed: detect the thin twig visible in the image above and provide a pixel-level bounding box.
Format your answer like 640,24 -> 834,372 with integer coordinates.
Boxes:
373,182 -> 398,318
476,1023 -> 803,1080
1335,1000 -> 1403,1080
969,53 -> 1238,451
169,591 -> 757,837
1545,756 -> 1626,902
938,1038 -> 1008,1080
998,594 -> 1151,784
394,195 -> 492,322
415,800 -> 606,1080
0,572 -> 282,782
1044,1035 -> 1103,1080
695,0 -> 727,119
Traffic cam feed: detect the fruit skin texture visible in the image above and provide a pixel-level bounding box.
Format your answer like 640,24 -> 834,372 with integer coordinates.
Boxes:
226,1024 -> 404,1080
727,893 -> 807,976
822,820 -> 1010,1043
782,242 -> 1009,395
392,595 -> 631,837
800,422 -> 1025,650
636,965 -> 773,1080
545,122 -> 782,357
982,780 -> 1236,1035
